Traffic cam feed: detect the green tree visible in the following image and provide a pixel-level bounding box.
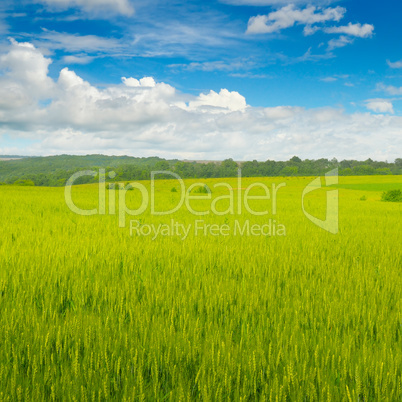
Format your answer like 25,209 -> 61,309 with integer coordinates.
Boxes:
376,168 -> 392,175
219,159 -> 238,177
289,156 -> 302,163
154,160 -> 170,171
280,166 -> 298,176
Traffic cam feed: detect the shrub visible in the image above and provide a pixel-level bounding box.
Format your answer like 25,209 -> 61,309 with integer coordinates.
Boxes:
171,187 -> 177,193
108,183 -> 134,190
360,195 -> 367,201
192,185 -> 211,194
381,189 -> 402,202
13,179 -> 35,186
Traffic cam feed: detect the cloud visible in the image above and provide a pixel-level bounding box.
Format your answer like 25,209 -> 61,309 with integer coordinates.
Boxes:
320,77 -> 337,82
33,0 -> 134,16
35,24 -> 239,63
289,47 -> 334,63
62,54 -> 95,64
320,74 -> 350,82
325,23 -> 374,38
303,25 -> 320,36
0,40 -> 401,162
168,60 -> 255,72
221,0 -> 335,6
365,99 -> 394,114
36,30 -> 123,54
131,18 -> 243,59
246,5 -> 345,34
377,83 -> 402,96
387,60 -> 402,69
0,39 -> 54,102
122,77 -> 156,87
327,35 -> 353,51
230,72 -> 269,79
188,89 -> 247,112
0,17 -> 9,36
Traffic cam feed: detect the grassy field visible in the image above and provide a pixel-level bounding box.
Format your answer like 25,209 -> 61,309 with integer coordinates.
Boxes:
0,175 -> 401,400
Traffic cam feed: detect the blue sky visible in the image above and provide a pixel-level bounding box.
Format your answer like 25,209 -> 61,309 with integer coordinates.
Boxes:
0,0 -> 401,160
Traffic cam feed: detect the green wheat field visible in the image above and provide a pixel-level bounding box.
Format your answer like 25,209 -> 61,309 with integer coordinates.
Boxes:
0,175 -> 401,401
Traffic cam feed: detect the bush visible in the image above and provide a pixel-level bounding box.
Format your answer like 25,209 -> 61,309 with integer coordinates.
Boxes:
13,179 -> 35,186
192,185 -> 211,194
108,183 -> 127,190
360,195 -> 367,201
171,187 -> 177,193
381,189 -> 402,202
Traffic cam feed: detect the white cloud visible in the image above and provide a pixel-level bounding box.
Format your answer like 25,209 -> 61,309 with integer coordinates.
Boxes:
327,35 -> 353,51
320,74 -> 350,82
188,89 -> 247,112
62,54 -> 95,64
36,30 -> 122,53
139,77 -> 156,87
303,25 -> 320,36
131,18 -> 243,59
169,60 -> 254,72
246,5 -> 345,34
325,23 -> 374,38
320,77 -> 337,82
36,26 -> 236,63
34,0 -> 134,16
122,77 -> 140,87
0,17 -> 8,36
0,39 -> 54,102
263,106 -> 303,119
377,83 -> 402,96
365,99 -> 394,114
221,0 -> 335,5
0,40 -> 401,161
387,60 -> 402,69
288,47 -> 334,63
122,77 -> 156,87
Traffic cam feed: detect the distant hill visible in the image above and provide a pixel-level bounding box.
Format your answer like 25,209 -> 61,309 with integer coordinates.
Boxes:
0,155 -> 28,160
0,154 -> 401,186
0,154 -> 178,186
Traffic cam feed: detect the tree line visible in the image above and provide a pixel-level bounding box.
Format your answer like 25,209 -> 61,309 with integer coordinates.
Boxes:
0,155 -> 401,187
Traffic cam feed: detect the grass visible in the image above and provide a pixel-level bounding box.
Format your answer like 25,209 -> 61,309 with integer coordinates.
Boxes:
328,174 -> 402,192
331,183 -> 402,191
0,175 -> 401,400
